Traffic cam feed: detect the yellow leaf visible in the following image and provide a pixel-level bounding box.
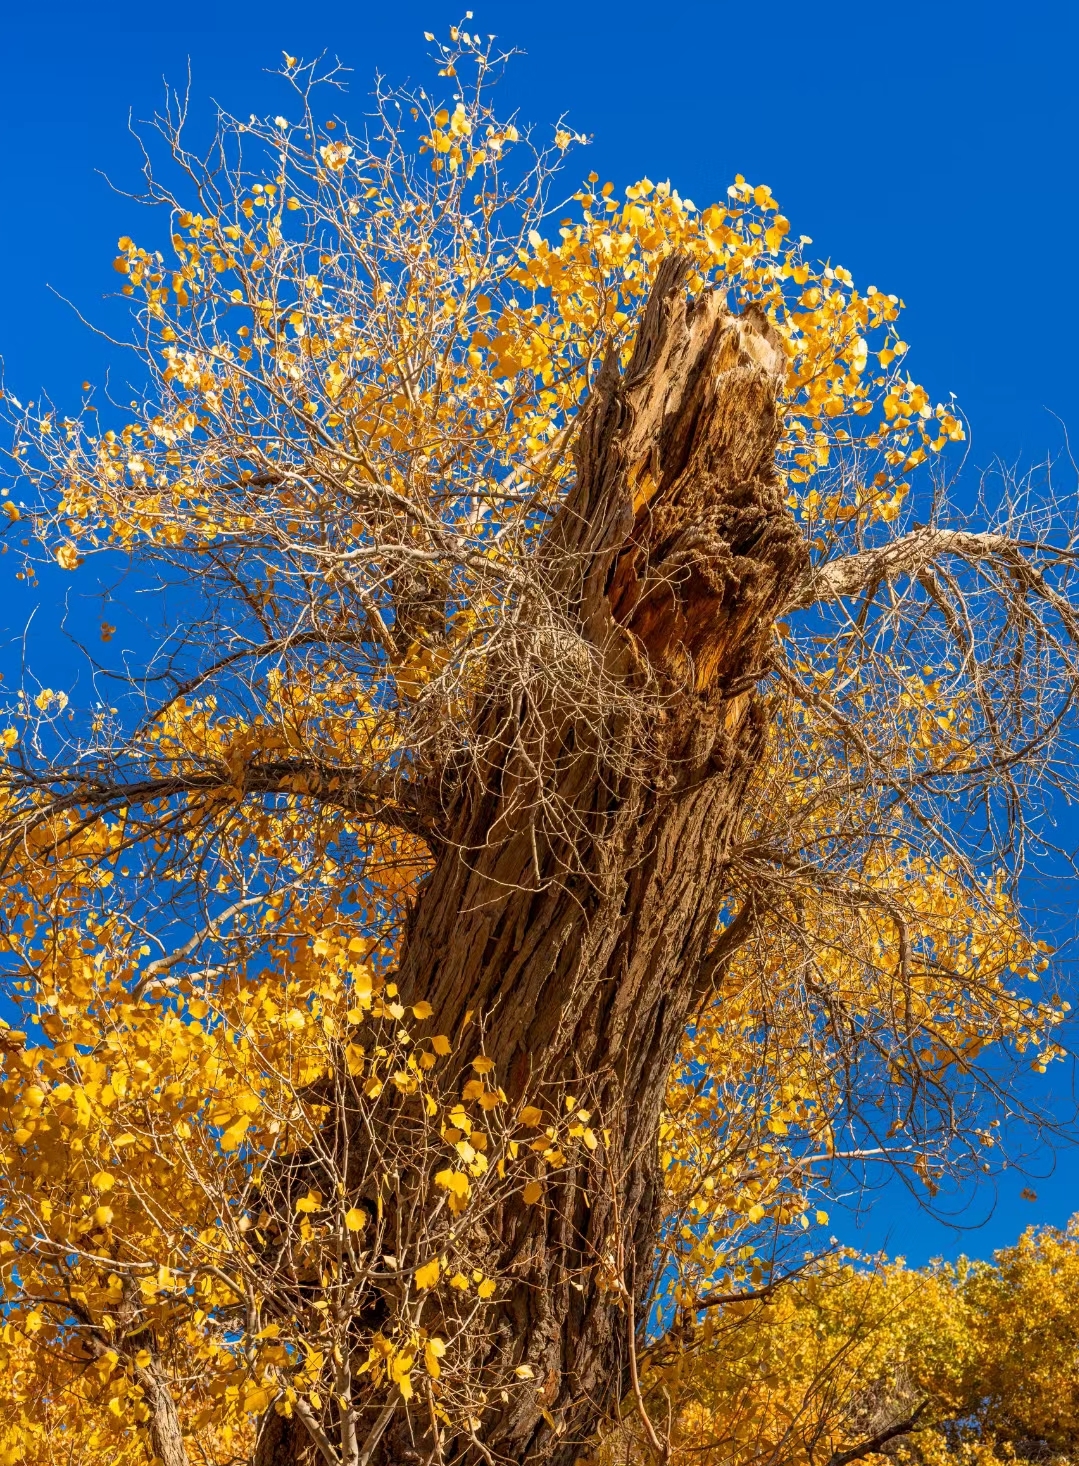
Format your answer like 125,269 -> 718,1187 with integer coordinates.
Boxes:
389,1349 -> 415,1398
415,1257 -> 441,1289
412,1001 -> 434,1019
91,1171 -> 114,1192
345,1208 -> 366,1232
220,1120 -> 251,1152
815,1210 -> 830,1225
522,1181 -> 543,1205
320,141 -> 352,172
431,1034 -> 452,1056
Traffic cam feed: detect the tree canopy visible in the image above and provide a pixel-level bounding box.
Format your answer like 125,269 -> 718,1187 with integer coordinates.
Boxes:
608,1216 -> 1079,1466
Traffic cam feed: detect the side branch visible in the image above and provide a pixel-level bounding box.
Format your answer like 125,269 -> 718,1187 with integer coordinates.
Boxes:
0,758 -> 430,873
824,1403 -> 928,1466
790,526 -> 1077,614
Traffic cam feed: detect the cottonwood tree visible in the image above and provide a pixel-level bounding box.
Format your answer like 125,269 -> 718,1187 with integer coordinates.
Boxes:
0,30 -> 1075,1466
603,1216 -> 1079,1466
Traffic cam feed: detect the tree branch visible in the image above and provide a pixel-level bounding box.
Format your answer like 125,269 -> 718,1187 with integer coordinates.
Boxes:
0,757 -> 431,873
825,1403 -> 928,1466
693,1256 -> 821,1311
694,895 -> 759,1006
789,526 -> 1077,613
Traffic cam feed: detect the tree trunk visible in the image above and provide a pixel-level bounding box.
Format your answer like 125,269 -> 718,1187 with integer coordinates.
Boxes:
380,257 -> 809,1464
138,1358 -> 194,1466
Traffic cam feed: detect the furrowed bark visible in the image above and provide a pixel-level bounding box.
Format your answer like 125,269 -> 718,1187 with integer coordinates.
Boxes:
137,1359 -> 193,1466
255,1408 -> 321,1466
116,1278 -> 193,1466
374,256 -> 809,1465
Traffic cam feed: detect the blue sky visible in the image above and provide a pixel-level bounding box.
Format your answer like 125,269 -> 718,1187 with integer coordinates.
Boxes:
2,0 -> 1077,1263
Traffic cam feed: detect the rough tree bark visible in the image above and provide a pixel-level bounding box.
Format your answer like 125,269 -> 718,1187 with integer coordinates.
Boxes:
395,256 -> 806,1464
117,1278 -> 193,1466
270,256 -> 809,1466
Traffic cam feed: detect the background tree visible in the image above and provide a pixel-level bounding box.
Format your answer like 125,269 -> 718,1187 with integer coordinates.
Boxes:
0,29 -> 1074,1466
606,1217 -> 1079,1466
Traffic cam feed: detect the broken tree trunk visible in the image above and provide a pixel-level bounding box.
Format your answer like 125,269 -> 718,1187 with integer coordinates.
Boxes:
371,255 -> 808,1464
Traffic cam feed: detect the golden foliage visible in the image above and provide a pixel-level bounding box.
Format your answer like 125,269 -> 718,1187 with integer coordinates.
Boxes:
607,1218 -> 1079,1466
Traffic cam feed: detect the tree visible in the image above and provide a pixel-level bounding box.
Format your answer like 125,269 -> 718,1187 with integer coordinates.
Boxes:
606,1217 -> 1079,1466
0,30 -> 1074,1466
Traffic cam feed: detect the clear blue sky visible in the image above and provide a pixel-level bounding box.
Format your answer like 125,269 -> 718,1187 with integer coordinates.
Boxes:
3,0 -> 1077,1264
